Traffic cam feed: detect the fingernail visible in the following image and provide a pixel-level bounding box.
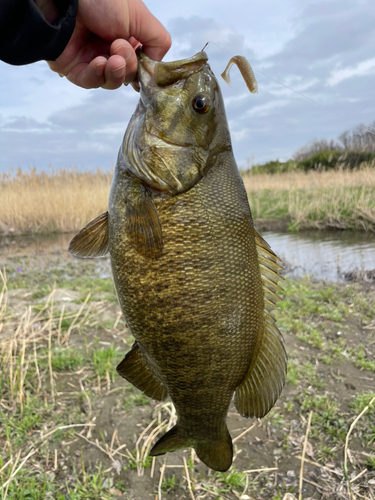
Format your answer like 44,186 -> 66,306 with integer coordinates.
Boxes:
113,45 -> 132,61
124,47 -> 132,61
112,64 -> 126,78
95,64 -> 104,76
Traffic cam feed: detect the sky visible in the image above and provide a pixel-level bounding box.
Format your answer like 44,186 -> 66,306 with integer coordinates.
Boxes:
0,0 -> 374,173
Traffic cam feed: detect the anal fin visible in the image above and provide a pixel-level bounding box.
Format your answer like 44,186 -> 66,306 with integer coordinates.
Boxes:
68,212 -> 109,258
235,228 -> 287,418
117,342 -> 167,401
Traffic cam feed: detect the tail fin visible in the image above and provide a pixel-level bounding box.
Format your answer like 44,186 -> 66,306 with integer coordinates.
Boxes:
195,428 -> 233,472
150,424 -> 233,472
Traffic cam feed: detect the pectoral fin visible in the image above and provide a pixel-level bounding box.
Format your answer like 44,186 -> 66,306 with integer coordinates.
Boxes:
117,342 -> 167,401
68,212 -> 109,258
125,189 -> 163,259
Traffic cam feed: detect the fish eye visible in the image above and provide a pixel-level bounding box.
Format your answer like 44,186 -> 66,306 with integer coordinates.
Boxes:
192,95 -> 210,114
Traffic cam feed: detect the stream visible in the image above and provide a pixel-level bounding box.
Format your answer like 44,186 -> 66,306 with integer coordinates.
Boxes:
1,230 -> 374,282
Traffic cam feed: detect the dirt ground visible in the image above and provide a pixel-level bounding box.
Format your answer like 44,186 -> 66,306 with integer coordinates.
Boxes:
0,237 -> 374,500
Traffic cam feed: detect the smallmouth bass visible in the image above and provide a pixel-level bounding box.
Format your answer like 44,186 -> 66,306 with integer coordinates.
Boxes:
69,49 -> 287,472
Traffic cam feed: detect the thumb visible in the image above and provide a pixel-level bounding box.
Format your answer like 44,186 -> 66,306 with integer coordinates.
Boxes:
128,0 -> 171,61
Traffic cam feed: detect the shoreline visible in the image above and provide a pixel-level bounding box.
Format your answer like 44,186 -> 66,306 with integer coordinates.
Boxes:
1,232 -> 374,285
1,216 -> 375,237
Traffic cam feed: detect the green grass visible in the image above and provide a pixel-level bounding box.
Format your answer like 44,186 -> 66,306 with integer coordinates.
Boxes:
252,185 -> 375,231
123,389 -> 149,410
277,278 -> 375,367
215,468 -> 247,489
286,359 -> 325,389
300,394 -> 347,441
350,392 -> 375,414
0,469 -> 66,500
161,474 -> 177,493
352,346 -> 375,372
44,347 -> 86,372
66,466 -> 116,500
93,345 -> 123,381
124,449 -> 152,470
277,277 -> 375,454
244,168 -> 375,231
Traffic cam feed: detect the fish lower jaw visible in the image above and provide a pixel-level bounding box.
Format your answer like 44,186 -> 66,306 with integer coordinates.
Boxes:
146,130 -> 185,149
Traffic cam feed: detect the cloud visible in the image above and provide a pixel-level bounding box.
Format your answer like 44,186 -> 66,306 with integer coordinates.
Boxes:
231,130 -> 249,142
246,99 -> 291,117
224,92 -> 251,106
48,89 -> 139,133
327,57 -> 375,86
265,0 -> 375,78
1,117 -> 51,131
263,78 -> 320,97
0,0 -> 374,172
166,15 -> 251,71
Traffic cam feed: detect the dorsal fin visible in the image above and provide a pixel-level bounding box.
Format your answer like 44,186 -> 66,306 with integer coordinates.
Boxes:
254,228 -> 284,296
68,212 -> 109,258
234,229 -> 286,418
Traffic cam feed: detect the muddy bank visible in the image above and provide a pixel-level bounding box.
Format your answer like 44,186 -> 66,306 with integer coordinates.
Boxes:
0,252 -> 374,499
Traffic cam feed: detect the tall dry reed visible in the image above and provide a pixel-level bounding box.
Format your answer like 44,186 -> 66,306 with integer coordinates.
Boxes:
1,166 -> 375,234
0,167 -> 112,234
243,165 -> 375,192
244,167 -> 375,231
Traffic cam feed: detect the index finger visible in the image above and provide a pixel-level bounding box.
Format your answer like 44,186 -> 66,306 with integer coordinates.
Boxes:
128,1 -> 171,61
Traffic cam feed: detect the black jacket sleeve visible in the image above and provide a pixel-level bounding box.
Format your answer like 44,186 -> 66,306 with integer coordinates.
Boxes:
0,0 -> 78,65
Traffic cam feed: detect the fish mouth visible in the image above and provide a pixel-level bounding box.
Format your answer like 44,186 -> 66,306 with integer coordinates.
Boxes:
148,131 -> 182,148
137,47 -> 208,87
147,130 -> 193,149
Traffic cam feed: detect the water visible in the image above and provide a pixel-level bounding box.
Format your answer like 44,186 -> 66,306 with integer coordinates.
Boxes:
262,230 -> 375,281
1,230 -> 374,282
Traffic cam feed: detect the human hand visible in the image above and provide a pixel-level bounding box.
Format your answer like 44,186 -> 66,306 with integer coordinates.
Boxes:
41,0 -> 171,89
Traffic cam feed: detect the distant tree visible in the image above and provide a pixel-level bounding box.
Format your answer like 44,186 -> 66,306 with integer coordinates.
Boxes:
292,121 -> 375,161
292,139 -> 342,161
246,120 -> 375,174
338,121 -> 375,152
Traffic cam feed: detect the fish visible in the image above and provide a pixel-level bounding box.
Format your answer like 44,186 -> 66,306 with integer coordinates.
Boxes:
68,48 -> 287,472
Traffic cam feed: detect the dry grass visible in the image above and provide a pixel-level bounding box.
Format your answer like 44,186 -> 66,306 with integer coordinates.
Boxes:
243,166 -> 375,231
0,167 -> 112,234
1,166 -> 375,235
1,261 -> 375,499
243,165 -> 375,192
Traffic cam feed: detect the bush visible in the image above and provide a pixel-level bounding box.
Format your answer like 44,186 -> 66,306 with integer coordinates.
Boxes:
246,150 -> 375,175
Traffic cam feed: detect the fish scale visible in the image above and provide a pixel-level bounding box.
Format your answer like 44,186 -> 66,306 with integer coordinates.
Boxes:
68,48 -> 287,472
